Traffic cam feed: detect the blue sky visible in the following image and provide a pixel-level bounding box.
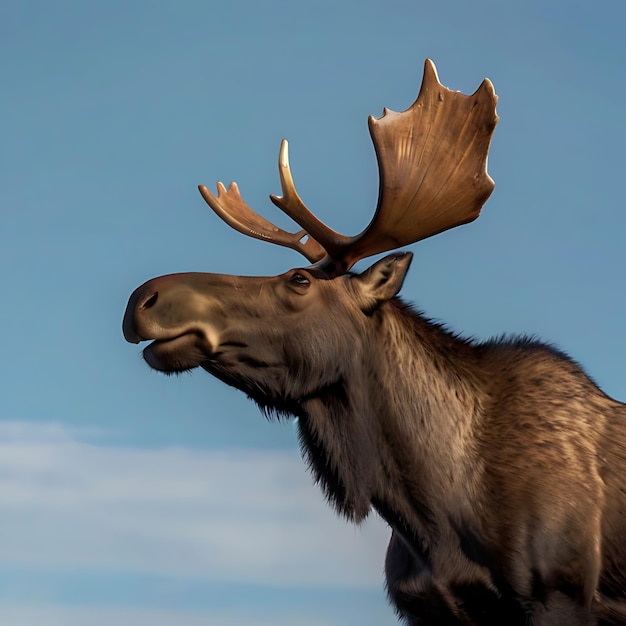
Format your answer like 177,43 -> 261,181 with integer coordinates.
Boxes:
1,1 -> 625,624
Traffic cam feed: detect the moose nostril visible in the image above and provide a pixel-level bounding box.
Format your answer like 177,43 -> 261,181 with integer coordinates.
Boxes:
142,292 -> 158,310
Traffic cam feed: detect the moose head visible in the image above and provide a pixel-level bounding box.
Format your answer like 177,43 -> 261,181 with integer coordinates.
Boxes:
123,59 -> 498,380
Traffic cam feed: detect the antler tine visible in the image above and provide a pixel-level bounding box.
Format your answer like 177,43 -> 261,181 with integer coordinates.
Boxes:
269,140 -> 351,261
198,179 -> 326,263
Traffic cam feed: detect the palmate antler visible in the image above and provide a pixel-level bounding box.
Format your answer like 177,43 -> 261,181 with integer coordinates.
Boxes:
198,59 -> 498,276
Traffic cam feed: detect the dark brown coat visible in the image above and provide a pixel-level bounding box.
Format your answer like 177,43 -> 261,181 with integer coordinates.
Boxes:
123,253 -> 626,625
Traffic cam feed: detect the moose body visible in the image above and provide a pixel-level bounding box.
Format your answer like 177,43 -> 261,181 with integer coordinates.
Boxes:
123,61 -> 626,624
124,256 -> 626,625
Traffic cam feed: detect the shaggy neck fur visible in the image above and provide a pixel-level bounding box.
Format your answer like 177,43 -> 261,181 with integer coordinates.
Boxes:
295,299 -> 486,555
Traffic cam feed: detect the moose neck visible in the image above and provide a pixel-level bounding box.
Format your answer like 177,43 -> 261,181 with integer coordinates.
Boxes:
296,300 -> 484,545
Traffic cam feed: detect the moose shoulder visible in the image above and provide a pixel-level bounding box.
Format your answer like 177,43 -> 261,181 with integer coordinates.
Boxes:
123,61 -> 626,625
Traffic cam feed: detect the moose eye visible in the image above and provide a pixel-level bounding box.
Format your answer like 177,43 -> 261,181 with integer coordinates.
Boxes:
290,273 -> 310,286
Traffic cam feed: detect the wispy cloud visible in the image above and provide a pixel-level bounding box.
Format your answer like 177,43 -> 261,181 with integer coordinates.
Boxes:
0,421 -> 390,588
0,605 -> 332,626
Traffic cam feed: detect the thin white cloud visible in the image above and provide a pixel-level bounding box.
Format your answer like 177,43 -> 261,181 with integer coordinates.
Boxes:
0,421 -> 390,588
0,605 -> 331,626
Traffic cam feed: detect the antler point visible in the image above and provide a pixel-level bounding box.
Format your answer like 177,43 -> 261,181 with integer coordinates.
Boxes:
478,77 -> 497,99
423,58 -> 441,87
278,140 -> 290,168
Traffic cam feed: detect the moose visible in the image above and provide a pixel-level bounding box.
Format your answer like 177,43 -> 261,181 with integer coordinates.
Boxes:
123,60 -> 626,624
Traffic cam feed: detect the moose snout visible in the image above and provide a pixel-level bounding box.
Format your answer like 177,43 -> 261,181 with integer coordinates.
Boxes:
123,274 -> 185,343
123,282 -> 160,343
123,272 -> 232,347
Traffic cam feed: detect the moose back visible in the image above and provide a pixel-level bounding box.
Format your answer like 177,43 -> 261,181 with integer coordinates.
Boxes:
123,61 -> 626,625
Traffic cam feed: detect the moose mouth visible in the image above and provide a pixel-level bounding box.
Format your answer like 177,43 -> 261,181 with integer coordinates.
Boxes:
141,333 -> 257,375
142,333 -> 214,373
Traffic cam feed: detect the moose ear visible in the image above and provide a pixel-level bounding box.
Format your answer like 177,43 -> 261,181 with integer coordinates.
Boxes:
352,252 -> 413,310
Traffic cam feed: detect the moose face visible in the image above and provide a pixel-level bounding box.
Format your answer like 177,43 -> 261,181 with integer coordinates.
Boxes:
123,254 -> 413,403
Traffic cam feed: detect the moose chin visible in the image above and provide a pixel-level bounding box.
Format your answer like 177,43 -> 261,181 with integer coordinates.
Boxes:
123,60 -> 626,625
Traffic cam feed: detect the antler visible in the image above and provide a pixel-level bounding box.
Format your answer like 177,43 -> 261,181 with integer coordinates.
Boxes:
198,59 -> 498,275
342,59 -> 498,269
269,140 -> 351,261
198,178 -> 327,263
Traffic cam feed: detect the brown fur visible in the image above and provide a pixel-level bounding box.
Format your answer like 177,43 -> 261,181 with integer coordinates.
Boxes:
123,253 -> 626,625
